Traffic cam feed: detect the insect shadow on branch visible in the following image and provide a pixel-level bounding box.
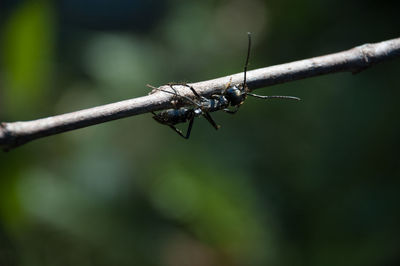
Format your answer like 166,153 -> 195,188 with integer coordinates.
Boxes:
149,32 -> 300,139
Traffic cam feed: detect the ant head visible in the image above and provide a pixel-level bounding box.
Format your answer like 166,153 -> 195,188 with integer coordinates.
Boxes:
225,85 -> 246,106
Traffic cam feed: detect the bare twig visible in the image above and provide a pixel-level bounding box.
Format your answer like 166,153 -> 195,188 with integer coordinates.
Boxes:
1,37 -> 400,151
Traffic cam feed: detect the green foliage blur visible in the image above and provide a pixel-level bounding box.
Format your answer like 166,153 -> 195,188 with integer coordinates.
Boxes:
1,0 -> 400,265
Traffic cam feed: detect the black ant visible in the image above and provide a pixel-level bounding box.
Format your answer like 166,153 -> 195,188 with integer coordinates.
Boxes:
150,32 -> 300,139
148,84 -> 228,139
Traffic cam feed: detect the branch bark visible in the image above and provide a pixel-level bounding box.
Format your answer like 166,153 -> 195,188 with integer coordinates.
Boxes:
1,37 -> 400,151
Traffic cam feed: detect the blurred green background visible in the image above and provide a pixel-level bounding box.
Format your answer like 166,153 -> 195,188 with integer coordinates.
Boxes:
1,0 -> 400,265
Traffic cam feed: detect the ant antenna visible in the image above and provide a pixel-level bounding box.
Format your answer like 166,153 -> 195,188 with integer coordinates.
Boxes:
243,32 -> 251,90
247,93 -> 301,101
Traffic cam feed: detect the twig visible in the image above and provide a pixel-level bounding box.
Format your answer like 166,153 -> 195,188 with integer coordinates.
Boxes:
1,37 -> 400,151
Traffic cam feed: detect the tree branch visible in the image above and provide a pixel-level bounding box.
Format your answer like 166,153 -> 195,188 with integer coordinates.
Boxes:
1,37 -> 400,151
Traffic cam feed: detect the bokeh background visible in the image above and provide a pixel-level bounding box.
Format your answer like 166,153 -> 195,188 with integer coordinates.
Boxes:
1,0 -> 400,265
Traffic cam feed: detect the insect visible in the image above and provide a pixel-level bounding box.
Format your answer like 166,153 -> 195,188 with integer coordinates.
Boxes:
148,84 -> 227,139
150,32 -> 300,139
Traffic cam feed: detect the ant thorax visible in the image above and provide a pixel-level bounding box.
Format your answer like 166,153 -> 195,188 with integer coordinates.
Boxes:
198,94 -> 229,112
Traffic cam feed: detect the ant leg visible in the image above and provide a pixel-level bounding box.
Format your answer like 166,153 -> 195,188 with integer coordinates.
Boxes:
185,115 -> 195,138
147,84 -> 179,98
187,85 -> 202,99
223,106 -> 240,114
147,84 -> 185,101
168,126 -> 186,138
168,115 -> 194,139
147,84 -> 162,95
167,84 -> 203,106
170,83 -> 203,100
166,82 -> 201,98
203,111 -> 220,130
222,77 -> 233,94
169,85 -> 202,106
149,83 -> 200,107
247,93 -> 301,101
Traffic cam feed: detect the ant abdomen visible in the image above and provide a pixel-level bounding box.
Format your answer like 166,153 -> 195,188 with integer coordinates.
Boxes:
153,108 -> 192,125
